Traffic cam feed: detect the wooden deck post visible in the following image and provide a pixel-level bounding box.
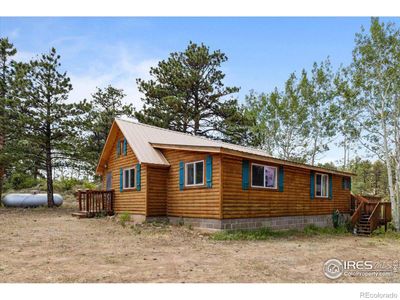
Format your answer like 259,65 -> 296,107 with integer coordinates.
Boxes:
78,190 -> 82,211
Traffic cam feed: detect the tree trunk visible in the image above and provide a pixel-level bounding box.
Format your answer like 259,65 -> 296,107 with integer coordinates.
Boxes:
310,136 -> 318,166
343,137 -> 347,169
46,144 -> 54,208
0,168 -> 3,205
0,135 -> 4,203
45,99 -> 54,207
380,101 -> 398,230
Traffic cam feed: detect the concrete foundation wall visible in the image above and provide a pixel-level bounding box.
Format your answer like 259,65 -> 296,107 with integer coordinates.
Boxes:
167,214 -> 350,231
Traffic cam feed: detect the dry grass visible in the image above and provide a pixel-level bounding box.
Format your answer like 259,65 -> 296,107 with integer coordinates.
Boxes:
0,203 -> 399,283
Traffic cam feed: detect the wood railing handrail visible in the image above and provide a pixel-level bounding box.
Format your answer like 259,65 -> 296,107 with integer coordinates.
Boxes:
368,202 -> 381,232
351,200 -> 365,227
76,189 -> 115,217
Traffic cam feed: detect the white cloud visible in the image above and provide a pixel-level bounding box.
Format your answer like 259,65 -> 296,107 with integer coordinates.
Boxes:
67,46 -> 159,110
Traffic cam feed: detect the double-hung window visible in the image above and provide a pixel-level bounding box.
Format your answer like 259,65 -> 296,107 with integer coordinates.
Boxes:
123,167 -> 135,189
315,173 -> 329,198
185,160 -> 204,186
251,163 -> 277,189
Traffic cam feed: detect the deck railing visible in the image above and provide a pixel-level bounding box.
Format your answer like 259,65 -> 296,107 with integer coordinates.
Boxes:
350,194 -> 392,233
76,189 -> 114,217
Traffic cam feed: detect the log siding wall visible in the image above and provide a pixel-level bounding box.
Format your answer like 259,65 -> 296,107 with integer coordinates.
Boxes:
221,155 -> 350,219
102,129 -> 147,214
101,135 -> 350,220
146,166 -> 168,216
161,149 -> 221,219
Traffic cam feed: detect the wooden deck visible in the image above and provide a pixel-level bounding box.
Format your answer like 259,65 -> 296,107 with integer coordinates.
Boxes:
72,189 -> 114,218
350,194 -> 392,236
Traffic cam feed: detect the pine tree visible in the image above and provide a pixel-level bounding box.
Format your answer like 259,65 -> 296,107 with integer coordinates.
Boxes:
135,41 -> 241,140
0,38 -> 17,201
16,48 -> 88,207
83,86 -> 134,172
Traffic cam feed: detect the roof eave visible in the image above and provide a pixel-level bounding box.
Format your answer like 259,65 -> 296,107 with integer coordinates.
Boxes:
151,142 -> 356,177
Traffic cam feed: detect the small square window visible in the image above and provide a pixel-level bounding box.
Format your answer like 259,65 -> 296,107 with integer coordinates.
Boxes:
251,163 -> 277,189
185,160 -> 204,186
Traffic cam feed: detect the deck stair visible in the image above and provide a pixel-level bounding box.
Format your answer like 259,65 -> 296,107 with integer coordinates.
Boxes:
356,213 -> 372,236
350,194 -> 392,236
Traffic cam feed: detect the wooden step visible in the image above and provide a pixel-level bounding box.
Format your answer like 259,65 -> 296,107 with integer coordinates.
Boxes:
72,211 -> 89,218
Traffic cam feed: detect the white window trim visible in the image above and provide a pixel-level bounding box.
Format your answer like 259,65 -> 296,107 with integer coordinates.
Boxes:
315,173 -> 329,198
250,163 -> 278,189
185,160 -> 205,187
123,167 -> 136,190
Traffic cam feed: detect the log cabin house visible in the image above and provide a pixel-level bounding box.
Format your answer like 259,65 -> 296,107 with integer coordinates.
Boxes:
81,118 -> 362,231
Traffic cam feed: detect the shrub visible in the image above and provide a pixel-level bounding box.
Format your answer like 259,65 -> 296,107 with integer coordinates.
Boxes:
82,180 -> 97,190
119,212 -> 131,227
6,173 -> 39,190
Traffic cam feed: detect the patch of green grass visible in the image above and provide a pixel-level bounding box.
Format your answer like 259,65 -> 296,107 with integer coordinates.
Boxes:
211,225 -> 350,241
303,224 -> 350,236
211,227 -> 299,240
371,226 -> 400,240
119,212 -> 131,227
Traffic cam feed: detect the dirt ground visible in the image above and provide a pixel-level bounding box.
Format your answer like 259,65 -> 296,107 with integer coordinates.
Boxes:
0,203 -> 399,283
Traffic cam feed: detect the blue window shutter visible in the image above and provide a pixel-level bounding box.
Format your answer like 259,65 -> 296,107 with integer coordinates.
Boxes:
242,160 -> 249,190
278,166 -> 284,192
116,139 -> 120,157
179,161 -> 184,191
119,168 -> 123,192
310,171 -> 315,200
206,155 -> 213,188
123,138 -> 127,155
329,174 -> 333,200
136,163 -> 141,191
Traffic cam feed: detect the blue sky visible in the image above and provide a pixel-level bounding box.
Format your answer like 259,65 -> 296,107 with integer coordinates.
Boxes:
1,17 -> 398,163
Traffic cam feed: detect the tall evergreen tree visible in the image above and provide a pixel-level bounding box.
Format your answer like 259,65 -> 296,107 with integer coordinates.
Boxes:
135,41 -> 241,139
17,48 -> 88,207
0,38 -> 17,201
83,86 -> 134,171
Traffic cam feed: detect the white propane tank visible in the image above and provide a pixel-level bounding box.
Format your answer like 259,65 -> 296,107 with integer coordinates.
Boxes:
2,193 -> 63,207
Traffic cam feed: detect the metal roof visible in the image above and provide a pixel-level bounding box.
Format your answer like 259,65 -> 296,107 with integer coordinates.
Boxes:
96,118 -> 355,176
116,118 -> 274,165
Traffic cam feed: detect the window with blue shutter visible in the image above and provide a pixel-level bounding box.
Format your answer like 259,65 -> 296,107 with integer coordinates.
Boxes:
136,163 -> 141,191
329,174 -> 333,200
119,168 -> 123,192
206,155 -> 213,188
123,138 -> 127,155
242,160 -> 249,190
278,166 -> 284,192
310,171 -> 315,200
179,161 -> 184,191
